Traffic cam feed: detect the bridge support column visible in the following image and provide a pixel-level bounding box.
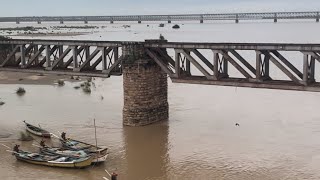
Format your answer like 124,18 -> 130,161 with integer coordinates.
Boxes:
235,14 -> 239,23
122,44 -> 169,126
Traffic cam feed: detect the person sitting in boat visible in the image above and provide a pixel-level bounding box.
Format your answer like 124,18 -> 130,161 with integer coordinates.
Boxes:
61,132 -> 67,141
13,144 -> 20,154
40,140 -> 47,148
111,172 -> 118,180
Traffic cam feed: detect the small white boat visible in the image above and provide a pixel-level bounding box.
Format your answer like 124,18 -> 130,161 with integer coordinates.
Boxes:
23,121 -> 51,138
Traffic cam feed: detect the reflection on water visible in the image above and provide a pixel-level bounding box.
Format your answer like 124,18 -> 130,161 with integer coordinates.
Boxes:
123,123 -> 169,180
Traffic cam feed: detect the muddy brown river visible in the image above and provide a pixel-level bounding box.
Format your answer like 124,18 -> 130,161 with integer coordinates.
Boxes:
1,21 -> 320,180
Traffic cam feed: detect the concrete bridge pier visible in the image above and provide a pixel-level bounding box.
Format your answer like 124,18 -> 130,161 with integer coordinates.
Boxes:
122,43 -> 169,126
274,13 -> 278,23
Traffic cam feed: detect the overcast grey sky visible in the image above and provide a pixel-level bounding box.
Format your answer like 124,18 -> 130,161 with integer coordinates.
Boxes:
0,0 -> 319,16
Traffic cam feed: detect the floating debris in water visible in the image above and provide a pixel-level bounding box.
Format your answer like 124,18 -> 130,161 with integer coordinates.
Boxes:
74,86 -> 81,89
57,79 -> 65,86
172,24 -> 180,29
82,86 -> 91,94
159,34 -> 166,40
80,81 -> 91,87
16,87 -> 26,95
0,101 -> 5,106
87,77 -> 93,83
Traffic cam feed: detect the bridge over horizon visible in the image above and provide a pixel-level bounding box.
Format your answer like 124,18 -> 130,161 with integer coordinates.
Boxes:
0,11 -> 319,24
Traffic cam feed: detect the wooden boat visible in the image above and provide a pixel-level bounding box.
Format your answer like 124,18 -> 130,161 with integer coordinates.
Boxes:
13,150 -> 93,168
40,147 -> 109,163
59,132 -> 108,163
60,138 -> 108,155
23,121 -> 51,138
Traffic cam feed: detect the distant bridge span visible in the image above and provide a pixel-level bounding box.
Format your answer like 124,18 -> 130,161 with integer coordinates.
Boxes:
0,39 -> 320,92
0,11 -> 319,24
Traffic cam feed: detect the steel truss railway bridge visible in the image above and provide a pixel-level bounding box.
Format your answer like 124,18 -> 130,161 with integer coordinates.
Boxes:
1,38 -> 320,126
0,39 -> 320,92
0,11 -> 319,24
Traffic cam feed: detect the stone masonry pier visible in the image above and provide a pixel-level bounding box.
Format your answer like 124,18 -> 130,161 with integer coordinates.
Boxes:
122,44 -> 168,126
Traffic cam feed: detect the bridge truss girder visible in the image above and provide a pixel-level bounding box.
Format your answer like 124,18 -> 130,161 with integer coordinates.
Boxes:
1,40 -> 320,92
146,47 -> 320,92
0,44 -> 122,77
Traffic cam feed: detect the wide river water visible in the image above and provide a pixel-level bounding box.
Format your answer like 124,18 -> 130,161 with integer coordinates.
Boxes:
1,20 -> 320,180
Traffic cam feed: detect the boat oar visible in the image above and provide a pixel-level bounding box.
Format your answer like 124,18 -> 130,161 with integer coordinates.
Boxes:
105,169 -> 111,177
32,144 -> 42,148
6,150 -> 17,154
102,169 -> 111,180
51,133 -> 62,140
1,144 -> 11,149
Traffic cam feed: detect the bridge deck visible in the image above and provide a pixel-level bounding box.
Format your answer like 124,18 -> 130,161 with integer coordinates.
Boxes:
1,39 -> 320,51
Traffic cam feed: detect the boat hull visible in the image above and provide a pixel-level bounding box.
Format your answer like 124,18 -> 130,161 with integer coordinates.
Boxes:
23,121 -> 51,138
61,139 -> 108,155
41,148 -> 108,163
92,153 -> 108,163
15,155 -> 93,168
26,127 -> 51,138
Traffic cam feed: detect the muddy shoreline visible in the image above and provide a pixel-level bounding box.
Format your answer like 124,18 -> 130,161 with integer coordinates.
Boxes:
0,71 -> 87,85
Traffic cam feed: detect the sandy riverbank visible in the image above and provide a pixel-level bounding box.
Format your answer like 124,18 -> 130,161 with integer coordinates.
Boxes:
12,32 -> 88,37
0,71 -> 87,85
